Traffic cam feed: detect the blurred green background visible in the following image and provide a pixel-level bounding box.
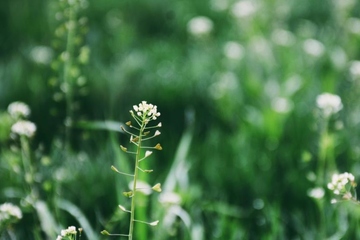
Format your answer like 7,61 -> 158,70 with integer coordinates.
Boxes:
2,0 -> 360,239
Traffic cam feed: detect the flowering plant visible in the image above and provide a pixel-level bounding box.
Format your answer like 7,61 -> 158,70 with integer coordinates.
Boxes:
101,101 -> 162,239
0,203 -> 22,231
328,172 -> 358,204
56,226 -> 82,240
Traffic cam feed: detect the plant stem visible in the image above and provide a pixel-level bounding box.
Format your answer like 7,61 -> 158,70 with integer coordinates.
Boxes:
129,122 -> 145,240
317,119 -> 329,186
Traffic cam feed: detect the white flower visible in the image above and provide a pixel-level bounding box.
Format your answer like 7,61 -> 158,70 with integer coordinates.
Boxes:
0,203 -> 22,221
271,97 -> 292,113
316,93 -> 343,117
7,101 -> 31,119
159,192 -> 182,205
60,226 -> 77,236
303,39 -> 325,57
349,60 -> 360,78
129,180 -> 152,195
271,29 -> 296,47
187,16 -> 213,36
231,0 -> 257,18
11,120 -> 37,137
347,18 -> 360,35
327,172 -> 356,195
56,236 -> 62,240
29,46 -> 53,65
307,187 -> 325,199
132,101 -> 160,120
223,41 -> 244,60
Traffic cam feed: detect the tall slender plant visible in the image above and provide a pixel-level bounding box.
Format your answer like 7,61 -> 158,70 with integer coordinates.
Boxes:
51,0 -> 90,150
102,101 -> 162,239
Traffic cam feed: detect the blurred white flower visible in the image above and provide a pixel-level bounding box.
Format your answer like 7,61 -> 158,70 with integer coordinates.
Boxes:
249,36 -> 273,61
187,16 -> 213,36
223,41 -> 244,60
347,18 -> 360,35
8,101 -> 31,119
307,187 -> 325,199
316,93 -> 343,117
271,29 -> 296,47
330,47 -> 347,70
132,101 -> 160,120
129,180 -> 152,195
159,192 -> 182,205
328,172 -> 356,195
303,39 -> 325,57
0,203 -> 22,222
349,60 -> 360,78
60,226 -> 77,237
271,97 -> 292,113
231,0 -> 257,18
11,120 -> 37,138
29,46 -> 53,65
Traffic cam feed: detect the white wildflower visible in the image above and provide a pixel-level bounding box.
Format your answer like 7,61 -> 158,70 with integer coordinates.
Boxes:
159,192 -> 182,205
307,187 -> 325,199
327,172 -> 356,195
11,120 -> 37,138
271,29 -> 296,47
231,0 -> 257,18
0,203 -> 22,221
347,18 -> 360,35
271,97 -> 292,113
349,60 -> 360,78
61,226 -> 77,236
29,46 -> 53,65
316,93 -> 343,117
187,16 -> 213,36
7,101 -> 31,119
132,101 -> 160,120
303,39 -> 325,57
129,180 -> 152,195
223,41 -> 244,60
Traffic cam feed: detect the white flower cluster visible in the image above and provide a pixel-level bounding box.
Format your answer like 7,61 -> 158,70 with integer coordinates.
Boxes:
0,203 -> 22,222
7,101 -> 31,119
187,16 -> 213,36
56,226 -> 77,240
11,120 -> 37,138
7,101 -> 37,138
316,93 -> 343,117
327,172 -> 355,195
231,0 -> 257,18
132,101 -> 160,120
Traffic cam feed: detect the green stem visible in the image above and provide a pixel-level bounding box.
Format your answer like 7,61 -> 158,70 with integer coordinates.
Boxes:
316,118 -> 329,239
317,119 -> 329,186
20,136 -> 33,190
129,122 -> 145,240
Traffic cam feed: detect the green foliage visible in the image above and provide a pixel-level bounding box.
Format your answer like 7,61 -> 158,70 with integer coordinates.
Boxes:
1,0 -> 360,239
